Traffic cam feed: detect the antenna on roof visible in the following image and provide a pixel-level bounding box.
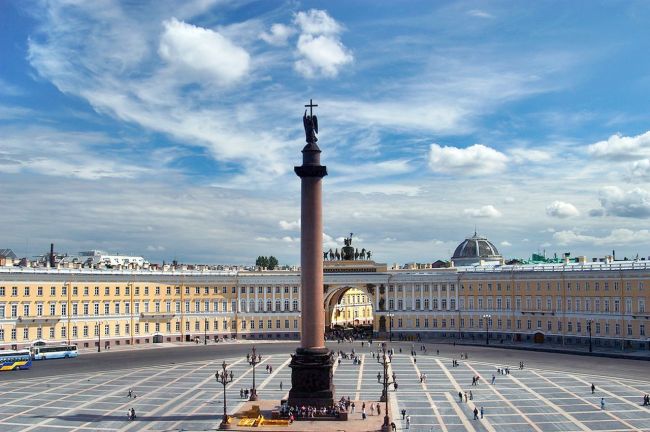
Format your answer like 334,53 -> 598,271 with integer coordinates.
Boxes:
474,225 -> 477,237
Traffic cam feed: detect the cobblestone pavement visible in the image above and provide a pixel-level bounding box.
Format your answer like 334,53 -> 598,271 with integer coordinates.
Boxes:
1,344 -> 648,431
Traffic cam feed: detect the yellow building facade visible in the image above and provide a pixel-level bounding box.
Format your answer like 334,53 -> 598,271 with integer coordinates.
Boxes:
1,260 -> 649,351
329,287 -> 373,327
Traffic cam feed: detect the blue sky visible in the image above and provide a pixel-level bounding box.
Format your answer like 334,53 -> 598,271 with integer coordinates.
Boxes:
2,0 -> 650,265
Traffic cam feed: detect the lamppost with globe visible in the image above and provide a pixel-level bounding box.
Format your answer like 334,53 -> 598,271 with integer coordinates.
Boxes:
482,314 -> 491,345
587,319 -> 593,353
215,361 -> 234,429
376,342 -> 393,431
246,347 -> 262,401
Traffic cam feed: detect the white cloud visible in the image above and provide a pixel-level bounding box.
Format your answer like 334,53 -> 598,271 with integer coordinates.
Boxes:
509,148 -> 552,164
587,131 -> 650,161
627,159 -> 650,181
293,10 -> 352,78
500,241 -> 512,247
553,228 -> 650,246
545,201 -> 580,218
159,17 -> 250,86
428,143 -> 508,175
279,219 -> 300,230
468,9 -> 494,19
596,186 -> 650,218
463,205 -> 502,218
260,23 -> 295,46
294,9 -> 342,35
295,34 -> 352,78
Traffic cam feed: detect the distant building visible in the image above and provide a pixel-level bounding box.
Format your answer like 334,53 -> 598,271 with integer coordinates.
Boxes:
451,232 -> 503,266
0,249 -> 17,266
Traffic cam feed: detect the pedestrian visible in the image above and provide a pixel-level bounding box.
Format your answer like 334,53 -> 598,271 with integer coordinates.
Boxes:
127,389 -> 133,398
480,406 -> 484,419
437,349 -> 439,355
469,390 -> 473,400
473,407 -> 479,420
280,381 -> 283,391
240,389 -> 244,399
491,374 -> 496,385
127,408 -> 132,420
464,392 -> 468,402
601,398 -> 605,410
371,403 -> 375,416
377,404 -> 381,415
401,409 -> 406,420
378,372 -> 381,383
591,383 -> 595,394
406,414 -> 411,429
458,391 -> 463,402
362,402 -> 366,411
390,421 -> 397,431
351,402 -> 356,413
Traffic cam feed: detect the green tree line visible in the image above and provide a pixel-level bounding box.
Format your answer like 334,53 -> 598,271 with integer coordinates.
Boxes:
255,255 -> 278,270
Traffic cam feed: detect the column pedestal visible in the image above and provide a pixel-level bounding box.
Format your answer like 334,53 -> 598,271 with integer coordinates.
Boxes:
287,347 -> 335,407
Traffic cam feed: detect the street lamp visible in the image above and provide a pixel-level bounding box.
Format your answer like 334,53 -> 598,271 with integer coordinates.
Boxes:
587,319 -> 593,353
215,360 -> 234,430
246,346 -> 262,401
204,318 -> 208,345
482,314 -> 491,345
96,321 -> 102,353
376,342 -> 393,432
387,312 -> 394,342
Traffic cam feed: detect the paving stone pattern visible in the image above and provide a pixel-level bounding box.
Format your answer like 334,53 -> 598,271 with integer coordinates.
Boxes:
0,347 -> 648,431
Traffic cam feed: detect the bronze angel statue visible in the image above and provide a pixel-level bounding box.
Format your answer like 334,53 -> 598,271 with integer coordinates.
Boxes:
303,110 -> 318,143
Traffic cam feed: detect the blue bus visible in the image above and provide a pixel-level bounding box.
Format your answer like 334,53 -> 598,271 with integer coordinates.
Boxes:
0,350 -> 32,371
31,345 -> 79,360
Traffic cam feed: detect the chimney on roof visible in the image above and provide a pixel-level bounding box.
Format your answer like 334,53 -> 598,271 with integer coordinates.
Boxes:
49,243 -> 55,268
612,249 -> 616,260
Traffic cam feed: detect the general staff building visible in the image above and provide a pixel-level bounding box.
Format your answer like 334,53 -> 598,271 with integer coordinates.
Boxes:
1,234 -> 649,351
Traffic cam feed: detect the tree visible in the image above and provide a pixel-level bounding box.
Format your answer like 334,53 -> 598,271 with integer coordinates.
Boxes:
255,256 -> 269,268
255,255 -> 278,270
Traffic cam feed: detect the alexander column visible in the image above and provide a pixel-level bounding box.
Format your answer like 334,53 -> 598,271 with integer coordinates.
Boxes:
287,100 -> 335,407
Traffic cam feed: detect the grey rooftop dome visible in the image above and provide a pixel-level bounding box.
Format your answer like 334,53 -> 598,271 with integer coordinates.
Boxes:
452,233 -> 500,260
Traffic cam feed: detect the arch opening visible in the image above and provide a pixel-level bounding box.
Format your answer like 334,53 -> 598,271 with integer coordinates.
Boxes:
324,284 -> 375,339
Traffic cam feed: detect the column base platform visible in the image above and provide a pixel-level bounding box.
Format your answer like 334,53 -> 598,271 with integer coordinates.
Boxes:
287,347 -> 335,407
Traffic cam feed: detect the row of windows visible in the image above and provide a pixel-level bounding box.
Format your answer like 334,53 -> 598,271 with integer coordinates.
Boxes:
391,317 -> 647,336
0,285 -> 300,298
460,296 -> 645,313
460,280 -> 644,293
388,298 -> 456,311
0,318 -> 300,341
388,284 -> 456,293
0,299 -> 301,318
382,295 -> 646,313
